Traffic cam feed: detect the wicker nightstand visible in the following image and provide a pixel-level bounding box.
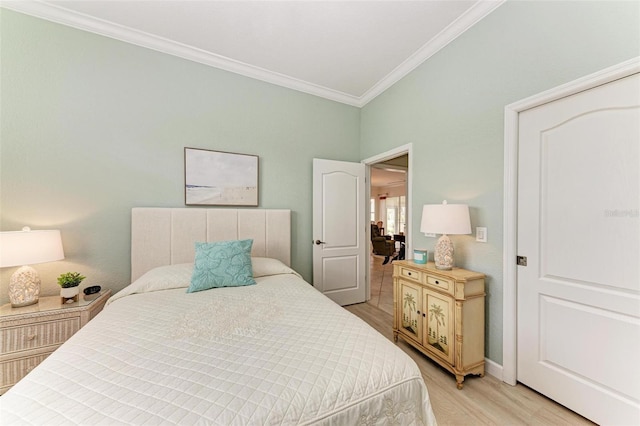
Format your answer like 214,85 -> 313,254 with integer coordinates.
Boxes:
0,289 -> 111,394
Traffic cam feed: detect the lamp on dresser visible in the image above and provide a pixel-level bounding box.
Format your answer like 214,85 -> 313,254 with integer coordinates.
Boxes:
420,201 -> 471,270
0,227 -> 65,307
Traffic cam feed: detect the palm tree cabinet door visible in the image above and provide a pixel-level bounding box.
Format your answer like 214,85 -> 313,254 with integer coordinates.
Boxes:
398,280 -> 422,343
424,289 -> 454,364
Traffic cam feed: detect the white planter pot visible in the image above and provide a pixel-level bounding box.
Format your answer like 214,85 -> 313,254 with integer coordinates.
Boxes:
60,286 -> 79,303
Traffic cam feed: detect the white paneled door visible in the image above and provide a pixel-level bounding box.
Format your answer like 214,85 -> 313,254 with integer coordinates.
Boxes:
517,73 -> 640,425
312,158 -> 366,305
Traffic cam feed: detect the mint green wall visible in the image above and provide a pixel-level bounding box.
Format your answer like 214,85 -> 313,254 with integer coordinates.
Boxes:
2,2 -> 638,367
360,0 -> 640,364
0,10 -> 360,304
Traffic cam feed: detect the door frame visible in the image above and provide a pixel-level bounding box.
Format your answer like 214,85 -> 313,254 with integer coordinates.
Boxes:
502,57 -> 640,385
363,143 -> 414,300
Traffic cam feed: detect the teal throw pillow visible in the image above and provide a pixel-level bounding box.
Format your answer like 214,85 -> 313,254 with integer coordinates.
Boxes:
188,239 -> 256,293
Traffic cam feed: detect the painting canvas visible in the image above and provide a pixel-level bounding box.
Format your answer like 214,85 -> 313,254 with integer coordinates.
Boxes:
185,148 -> 258,206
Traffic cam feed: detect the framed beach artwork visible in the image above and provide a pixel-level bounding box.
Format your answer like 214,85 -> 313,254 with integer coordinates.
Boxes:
184,147 -> 259,206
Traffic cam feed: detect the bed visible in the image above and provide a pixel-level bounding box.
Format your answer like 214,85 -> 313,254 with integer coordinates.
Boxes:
0,208 -> 437,425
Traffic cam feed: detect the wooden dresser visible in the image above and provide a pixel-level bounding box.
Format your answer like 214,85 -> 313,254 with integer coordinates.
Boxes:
0,290 -> 110,394
392,260 -> 485,389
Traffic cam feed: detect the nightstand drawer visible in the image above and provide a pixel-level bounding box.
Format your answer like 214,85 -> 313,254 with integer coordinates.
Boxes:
0,290 -> 111,395
1,318 -> 80,354
399,266 -> 422,282
425,275 -> 452,293
1,352 -> 53,389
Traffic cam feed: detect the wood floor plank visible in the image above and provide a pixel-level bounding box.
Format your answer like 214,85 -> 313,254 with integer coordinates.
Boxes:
344,301 -> 594,425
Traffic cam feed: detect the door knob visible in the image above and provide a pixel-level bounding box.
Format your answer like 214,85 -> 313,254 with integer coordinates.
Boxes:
314,240 -> 326,245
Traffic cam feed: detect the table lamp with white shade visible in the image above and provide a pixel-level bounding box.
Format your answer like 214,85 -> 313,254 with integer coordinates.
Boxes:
420,201 -> 471,270
0,227 -> 65,307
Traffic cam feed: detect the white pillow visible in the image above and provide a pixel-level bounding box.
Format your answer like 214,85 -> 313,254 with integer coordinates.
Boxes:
108,263 -> 193,305
251,257 -> 300,278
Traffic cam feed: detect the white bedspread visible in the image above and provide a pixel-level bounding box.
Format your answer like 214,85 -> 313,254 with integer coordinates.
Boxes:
1,265 -> 436,425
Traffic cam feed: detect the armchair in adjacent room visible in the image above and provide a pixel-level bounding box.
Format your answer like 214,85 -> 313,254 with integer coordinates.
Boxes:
371,224 -> 395,257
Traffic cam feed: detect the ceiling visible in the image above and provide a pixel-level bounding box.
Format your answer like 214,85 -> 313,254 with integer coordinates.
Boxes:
371,166 -> 406,188
3,1 -> 503,107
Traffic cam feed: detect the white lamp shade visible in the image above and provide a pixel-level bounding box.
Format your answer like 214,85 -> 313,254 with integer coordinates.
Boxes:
0,229 -> 65,267
420,203 -> 471,235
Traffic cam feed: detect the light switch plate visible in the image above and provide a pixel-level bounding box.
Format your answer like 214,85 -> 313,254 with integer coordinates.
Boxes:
476,227 -> 487,242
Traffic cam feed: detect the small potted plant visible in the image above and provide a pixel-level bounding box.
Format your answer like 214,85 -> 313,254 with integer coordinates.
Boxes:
58,272 -> 86,303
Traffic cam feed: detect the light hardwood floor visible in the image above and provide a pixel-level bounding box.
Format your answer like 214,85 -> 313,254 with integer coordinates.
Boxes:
367,253 -> 395,316
344,256 -> 594,425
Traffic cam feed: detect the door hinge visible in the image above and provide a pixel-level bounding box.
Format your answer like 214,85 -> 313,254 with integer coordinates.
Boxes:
516,256 -> 528,266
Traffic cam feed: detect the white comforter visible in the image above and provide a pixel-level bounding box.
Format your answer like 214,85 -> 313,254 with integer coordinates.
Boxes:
1,261 -> 436,425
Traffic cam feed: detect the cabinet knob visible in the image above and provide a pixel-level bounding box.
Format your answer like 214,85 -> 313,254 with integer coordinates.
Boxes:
417,310 -> 421,315
26,334 -> 37,341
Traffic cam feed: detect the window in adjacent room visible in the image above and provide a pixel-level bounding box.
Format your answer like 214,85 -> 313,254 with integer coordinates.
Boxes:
371,198 -> 376,223
386,196 -> 406,235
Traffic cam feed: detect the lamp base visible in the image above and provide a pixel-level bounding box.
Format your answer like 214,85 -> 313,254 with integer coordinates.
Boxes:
434,234 -> 454,270
9,265 -> 41,308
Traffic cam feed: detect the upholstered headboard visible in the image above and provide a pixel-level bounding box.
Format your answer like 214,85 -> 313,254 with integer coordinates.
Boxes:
131,208 -> 291,281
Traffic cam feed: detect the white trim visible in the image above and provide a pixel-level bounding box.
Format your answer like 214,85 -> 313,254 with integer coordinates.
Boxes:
2,0 -> 503,107
363,143 -> 414,260
502,104 -> 519,386
484,357 -> 503,381
502,56 -> 640,386
363,144 -> 413,304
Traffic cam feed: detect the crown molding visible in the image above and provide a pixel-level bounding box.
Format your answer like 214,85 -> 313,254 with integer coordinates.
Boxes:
1,0 -> 362,106
2,0 -> 504,108
359,0 -> 505,106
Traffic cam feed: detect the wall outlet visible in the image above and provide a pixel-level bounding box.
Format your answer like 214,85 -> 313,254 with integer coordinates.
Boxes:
424,233 -> 436,238
476,227 -> 487,243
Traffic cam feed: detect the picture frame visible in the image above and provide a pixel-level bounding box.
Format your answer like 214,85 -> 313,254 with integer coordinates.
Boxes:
184,147 -> 259,206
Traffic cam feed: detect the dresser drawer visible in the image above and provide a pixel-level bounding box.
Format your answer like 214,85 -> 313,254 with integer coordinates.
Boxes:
1,352 -> 53,388
425,275 -> 452,293
399,267 -> 422,282
1,318 -> 80,354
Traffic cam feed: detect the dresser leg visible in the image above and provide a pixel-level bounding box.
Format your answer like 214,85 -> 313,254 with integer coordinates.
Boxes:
456,375 -> 464,390
393,331 -> 398,342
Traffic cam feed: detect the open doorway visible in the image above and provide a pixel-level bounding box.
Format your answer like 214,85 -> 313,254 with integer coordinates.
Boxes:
367,153 -> 409,316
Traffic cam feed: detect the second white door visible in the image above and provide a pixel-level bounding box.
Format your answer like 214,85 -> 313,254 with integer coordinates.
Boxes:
517,72 -> 640,425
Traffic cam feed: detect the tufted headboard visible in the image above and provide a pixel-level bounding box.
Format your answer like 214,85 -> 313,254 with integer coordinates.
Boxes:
131,208 -> 291,281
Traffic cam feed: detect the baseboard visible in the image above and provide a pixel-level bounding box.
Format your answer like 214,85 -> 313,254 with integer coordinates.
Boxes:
485,357 -> 504,381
